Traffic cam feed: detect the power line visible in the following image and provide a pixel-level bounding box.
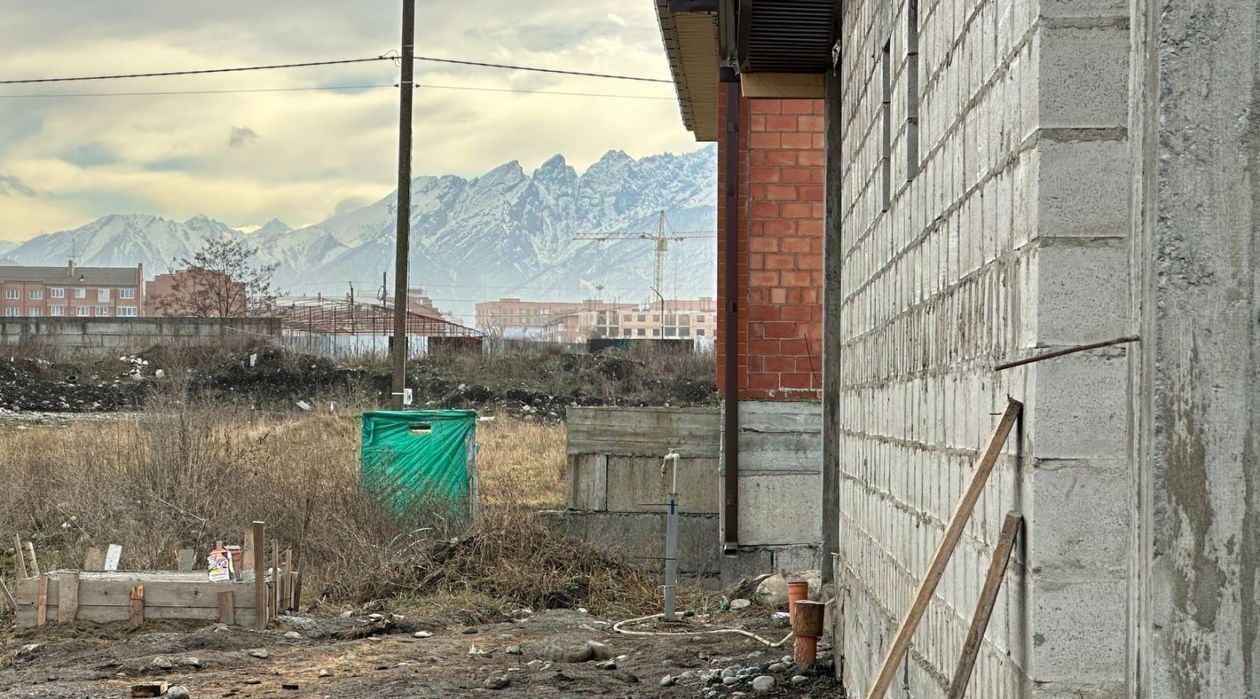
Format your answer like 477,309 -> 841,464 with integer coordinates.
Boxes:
0,84 -> 388,99
0,82 -> 674,101
412,56 -> 672,83
0,55 -> 672,87
0,57 -> 391,85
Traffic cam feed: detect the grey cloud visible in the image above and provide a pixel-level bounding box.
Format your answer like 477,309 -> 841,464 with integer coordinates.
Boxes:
334,196 -> 372,216
229,126 -> 259,148
0,175 -> 36,198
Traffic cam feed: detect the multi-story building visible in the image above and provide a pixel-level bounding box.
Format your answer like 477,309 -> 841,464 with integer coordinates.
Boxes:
474,298 -> 587,337
475,297 -> 719,342
0,261 -> 145,319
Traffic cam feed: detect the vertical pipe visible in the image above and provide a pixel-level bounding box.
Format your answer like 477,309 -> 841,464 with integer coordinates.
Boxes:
720,66 -> 741,555
664,494 -> 678,620
390,0 -> 415,409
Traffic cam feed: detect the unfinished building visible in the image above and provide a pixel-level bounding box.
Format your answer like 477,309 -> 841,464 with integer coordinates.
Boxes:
655,0 -> 1258,696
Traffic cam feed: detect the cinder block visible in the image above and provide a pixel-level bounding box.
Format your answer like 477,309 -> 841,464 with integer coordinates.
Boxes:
1035,137 -> 1129,238
1023,458 -> 1128,577
605,456 -> 719,514
1036,26 -> 1129,128
736,474 -> 823,546
1026,578 -> 1127,683
1027,353 -> 1129,459
1023,240 -> 1129,347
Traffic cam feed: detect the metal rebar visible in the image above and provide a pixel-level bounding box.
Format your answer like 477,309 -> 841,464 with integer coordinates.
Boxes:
994,335 -> 1140,371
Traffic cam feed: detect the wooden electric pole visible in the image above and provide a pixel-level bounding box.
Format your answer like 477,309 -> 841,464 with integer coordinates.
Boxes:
390,0 -> 415,409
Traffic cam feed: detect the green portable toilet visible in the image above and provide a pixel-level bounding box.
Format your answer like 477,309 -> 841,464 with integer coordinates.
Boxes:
360,410 -> 479,517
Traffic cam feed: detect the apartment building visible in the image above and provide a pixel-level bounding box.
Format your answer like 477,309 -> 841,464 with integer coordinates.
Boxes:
476,297 -> 718,342
0,261 -> 145,319
474,298 -> 587,336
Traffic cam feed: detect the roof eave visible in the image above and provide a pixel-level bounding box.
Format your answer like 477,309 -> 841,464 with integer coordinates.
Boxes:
655,0 -> 720,142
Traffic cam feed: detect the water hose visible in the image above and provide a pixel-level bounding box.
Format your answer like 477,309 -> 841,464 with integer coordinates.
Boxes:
612,612 -> 793,648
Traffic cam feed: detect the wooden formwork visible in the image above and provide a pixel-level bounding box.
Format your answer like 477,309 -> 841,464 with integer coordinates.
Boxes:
13,572 -> 255,627
9,521 -> 303,629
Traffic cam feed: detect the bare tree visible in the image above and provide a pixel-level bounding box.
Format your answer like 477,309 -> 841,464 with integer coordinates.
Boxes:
155,238 -> 279,318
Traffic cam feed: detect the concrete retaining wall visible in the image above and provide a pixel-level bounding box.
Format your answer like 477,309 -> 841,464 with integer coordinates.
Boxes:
557,407 -> 723,583
0,317 -> 280,352
557,404 -> 822,587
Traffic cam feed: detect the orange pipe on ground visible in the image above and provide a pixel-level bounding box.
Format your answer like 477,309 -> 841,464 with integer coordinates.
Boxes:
787,580 -> 809,620
794,633 -> 818,666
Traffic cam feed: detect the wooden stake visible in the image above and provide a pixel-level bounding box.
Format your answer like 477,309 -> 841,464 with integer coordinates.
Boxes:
35,574 -> 48,626
24,541 -> 38,577
271,538 -> 280,621
865,398 -> 1022,699
12,535 -> 28,579
251,522 -> 266,629
242,526 -> 255,572
129,585 -> 145,629
57,572 -> 80,624
289,571 -> 301,611
127,584 -> 144,629
947,513 -> 1023,699
217,590 -> 235,625
176,549 -> 195,572
281,549 -> 293,612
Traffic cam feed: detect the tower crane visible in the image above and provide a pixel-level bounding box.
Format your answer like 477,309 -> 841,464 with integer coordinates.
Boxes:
575,210 -> 715,337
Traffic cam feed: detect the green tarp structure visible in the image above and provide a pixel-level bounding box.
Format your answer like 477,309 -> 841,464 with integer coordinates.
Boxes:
360,410 -> 479,514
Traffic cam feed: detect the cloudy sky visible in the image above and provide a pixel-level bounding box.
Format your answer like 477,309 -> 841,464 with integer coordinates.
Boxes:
0,2 -> 699,240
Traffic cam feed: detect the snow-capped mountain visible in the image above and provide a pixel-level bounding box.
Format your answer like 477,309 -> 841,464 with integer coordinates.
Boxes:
3,147 -> 717,320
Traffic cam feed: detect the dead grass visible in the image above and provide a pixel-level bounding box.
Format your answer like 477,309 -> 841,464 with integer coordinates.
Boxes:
0,405 -> 683,619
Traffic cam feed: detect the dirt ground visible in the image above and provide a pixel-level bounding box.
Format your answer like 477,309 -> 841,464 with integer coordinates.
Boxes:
0,609 -> 841,698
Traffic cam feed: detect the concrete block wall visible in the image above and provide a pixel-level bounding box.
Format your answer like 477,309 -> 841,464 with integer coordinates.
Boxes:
0,317 -> 281,352
831,0 -> 1131,696
720,401 -> 824,575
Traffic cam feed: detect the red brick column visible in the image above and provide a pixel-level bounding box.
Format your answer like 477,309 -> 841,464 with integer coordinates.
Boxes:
717,83 -> 824,401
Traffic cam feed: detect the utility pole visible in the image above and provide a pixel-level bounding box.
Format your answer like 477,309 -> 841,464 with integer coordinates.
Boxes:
390,0 -> 415,409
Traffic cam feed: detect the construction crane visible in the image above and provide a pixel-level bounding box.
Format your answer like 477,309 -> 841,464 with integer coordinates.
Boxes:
574,210 -> 714,336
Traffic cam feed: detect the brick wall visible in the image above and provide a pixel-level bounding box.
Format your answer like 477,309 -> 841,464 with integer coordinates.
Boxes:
717,82 -> 825,400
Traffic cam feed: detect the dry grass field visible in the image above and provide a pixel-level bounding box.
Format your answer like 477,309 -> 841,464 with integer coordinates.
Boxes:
0,406 -> 672,618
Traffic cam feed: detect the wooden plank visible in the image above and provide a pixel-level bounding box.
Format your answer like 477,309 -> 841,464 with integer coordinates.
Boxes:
251,522 -> 266,629
24,542 -> 39,577
103,544 -> 122,572
14,575 -> 254,609
289,571 -> 301,611
12,536 -> 28,579
83,547 -> 105,571
281,549 -> 293,613
865,398 -> 1022,699
947,513 -> 1023,699
128,585 -> 144,629
56,572 -> 79,624
217,590 -> 235,625
176,549 -> 195,572
35,574 -> 48,626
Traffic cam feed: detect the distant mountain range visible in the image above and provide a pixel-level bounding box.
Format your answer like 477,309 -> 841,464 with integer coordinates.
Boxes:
2,147 -> 718,322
